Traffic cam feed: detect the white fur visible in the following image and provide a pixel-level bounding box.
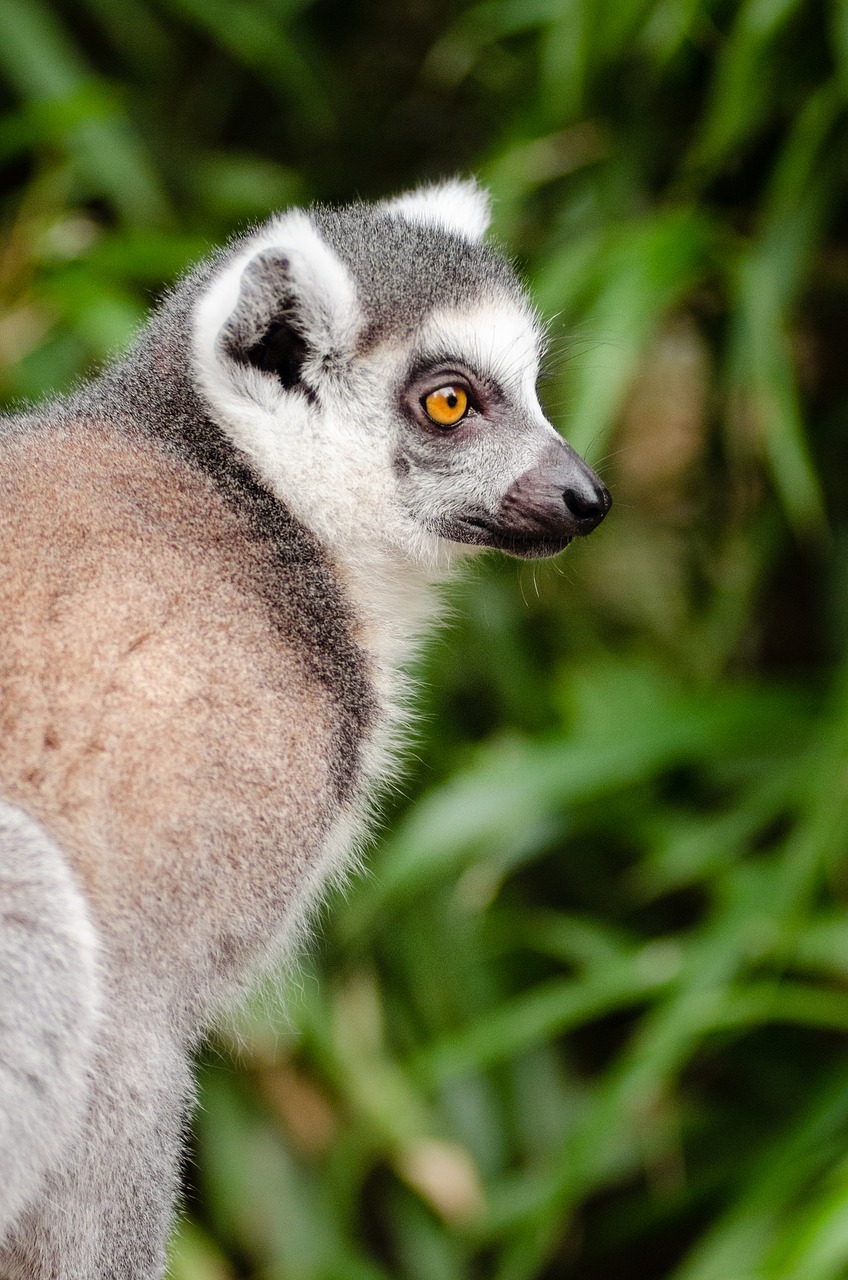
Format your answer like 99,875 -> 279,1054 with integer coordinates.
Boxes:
0,804 -> 101,1243
418,304 -> 544,406
383,179 -> 491,242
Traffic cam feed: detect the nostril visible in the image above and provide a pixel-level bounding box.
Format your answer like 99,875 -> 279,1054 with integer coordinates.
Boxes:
563,487 -> 597,519
563,482 -> 611,528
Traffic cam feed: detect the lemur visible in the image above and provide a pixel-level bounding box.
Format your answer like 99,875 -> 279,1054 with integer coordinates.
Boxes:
0,180 -> 609,1278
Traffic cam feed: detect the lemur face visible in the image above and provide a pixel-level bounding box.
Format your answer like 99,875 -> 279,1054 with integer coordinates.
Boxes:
193,180 -> 609,571
387,306 -> 609,560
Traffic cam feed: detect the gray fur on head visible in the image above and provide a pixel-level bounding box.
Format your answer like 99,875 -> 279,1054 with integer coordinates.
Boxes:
309,187 -> 521,347
0,180 -> 609,1278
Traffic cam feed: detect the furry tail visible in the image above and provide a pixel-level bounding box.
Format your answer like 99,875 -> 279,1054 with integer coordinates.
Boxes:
0,802 -> 101,1242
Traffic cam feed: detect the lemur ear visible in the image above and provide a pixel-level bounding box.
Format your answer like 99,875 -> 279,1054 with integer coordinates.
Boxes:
197,211 -> 359,393
383,178 -> 491,242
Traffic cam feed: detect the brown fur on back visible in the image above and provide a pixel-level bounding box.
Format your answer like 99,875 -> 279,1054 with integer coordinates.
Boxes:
0,418 -> 343,1016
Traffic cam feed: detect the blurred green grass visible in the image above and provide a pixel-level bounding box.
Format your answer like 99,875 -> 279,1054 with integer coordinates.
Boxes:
3,0 -> 848,1276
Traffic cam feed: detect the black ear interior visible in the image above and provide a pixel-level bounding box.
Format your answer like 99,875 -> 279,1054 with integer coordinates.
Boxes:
220,250 -> 309,392
243,317 -> 308,391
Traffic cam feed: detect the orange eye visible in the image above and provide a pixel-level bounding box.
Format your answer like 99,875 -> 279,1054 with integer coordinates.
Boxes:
423,385 -> 469,427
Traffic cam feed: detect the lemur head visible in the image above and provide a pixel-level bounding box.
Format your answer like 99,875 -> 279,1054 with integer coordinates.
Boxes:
192,180 -> 610,572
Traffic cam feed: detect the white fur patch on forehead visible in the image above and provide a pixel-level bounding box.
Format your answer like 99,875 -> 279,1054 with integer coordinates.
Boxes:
193,209 -> 359,388
383,178 -> 491,243
420,301 -> 544,400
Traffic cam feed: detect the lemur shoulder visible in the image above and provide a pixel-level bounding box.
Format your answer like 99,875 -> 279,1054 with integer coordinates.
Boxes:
0,180 -> 609,1278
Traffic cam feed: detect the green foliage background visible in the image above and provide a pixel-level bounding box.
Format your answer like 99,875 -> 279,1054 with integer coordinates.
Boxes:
4,0 -> 848,1275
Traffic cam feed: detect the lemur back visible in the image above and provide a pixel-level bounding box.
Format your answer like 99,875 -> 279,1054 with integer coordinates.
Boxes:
0,180 -> 609,1278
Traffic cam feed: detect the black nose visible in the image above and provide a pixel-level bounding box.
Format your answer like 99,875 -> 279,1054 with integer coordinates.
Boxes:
563,479 -> 612,533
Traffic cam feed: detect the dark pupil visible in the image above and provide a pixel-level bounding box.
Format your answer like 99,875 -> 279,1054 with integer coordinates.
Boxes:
445,391 -> 458,408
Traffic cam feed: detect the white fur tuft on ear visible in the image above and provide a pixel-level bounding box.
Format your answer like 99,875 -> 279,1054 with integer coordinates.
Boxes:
264,210 -> 359,355
193,209 -> 359,397
383,178 -> 491,242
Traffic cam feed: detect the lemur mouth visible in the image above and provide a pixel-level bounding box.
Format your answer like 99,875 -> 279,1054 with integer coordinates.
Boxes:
443,514 -> 573,560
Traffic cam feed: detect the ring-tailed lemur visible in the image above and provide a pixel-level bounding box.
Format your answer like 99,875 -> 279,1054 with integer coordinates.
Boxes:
0,180 -> 609,1278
